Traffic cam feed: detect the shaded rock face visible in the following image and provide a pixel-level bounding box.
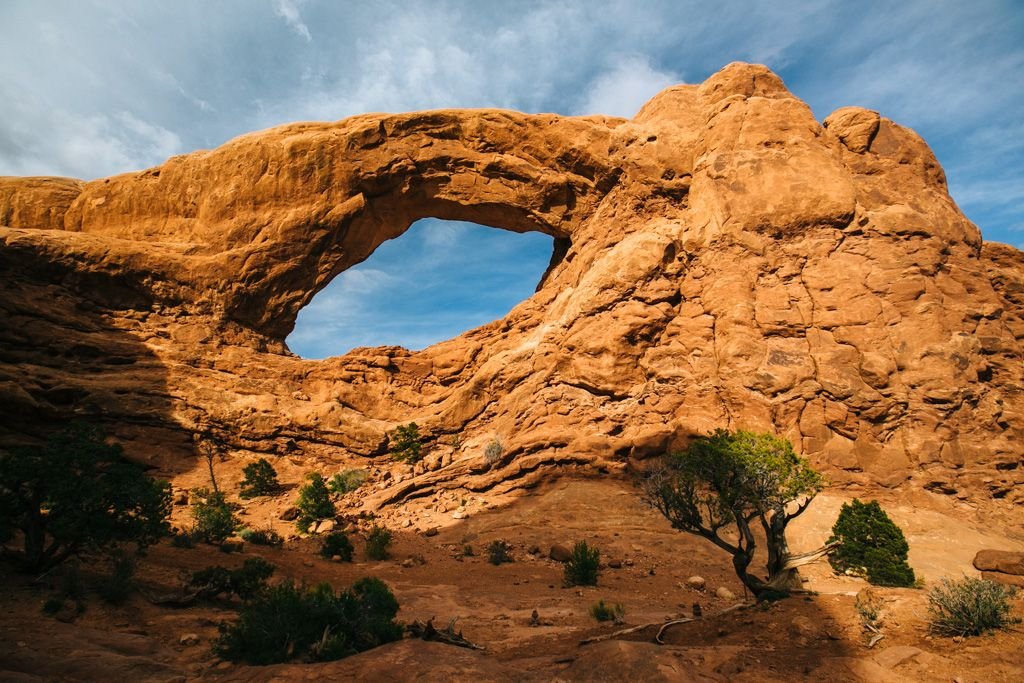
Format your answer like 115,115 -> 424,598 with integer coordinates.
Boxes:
1,63 -> 1021,507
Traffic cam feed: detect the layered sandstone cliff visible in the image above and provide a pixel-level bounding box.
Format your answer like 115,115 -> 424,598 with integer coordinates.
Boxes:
1,63 -> 1020,510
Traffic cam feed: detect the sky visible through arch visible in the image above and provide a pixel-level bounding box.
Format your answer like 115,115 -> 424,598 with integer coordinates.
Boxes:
2,1 -> 1022,355
286,220 -> 553,357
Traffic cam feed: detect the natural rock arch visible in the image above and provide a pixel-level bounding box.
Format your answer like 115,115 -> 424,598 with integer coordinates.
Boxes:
0,62 -> 1021,516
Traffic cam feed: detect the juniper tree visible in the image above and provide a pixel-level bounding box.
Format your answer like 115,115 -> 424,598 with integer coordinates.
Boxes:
643,429 -> 827,599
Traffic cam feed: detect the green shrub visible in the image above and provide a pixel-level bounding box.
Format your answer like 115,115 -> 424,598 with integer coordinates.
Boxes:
590,599 -> 625,623
328,469 -> 368,495
239,458 -> 280,498
295,473 -> 336,533
321,532 -> 354,561
239,526 -> 283,546
96,552 -> 135,605
214,577 -> 403,664
191,488 -> 238,544
828,499 -> 915,587
487,540 -> 513,565
42,596 -> 65,615
927,577 -> 1018,637
190,557 -> 275,601
389,423 -> 423,463
365,525 -> 393,560
564,541 -> 600,587
170,530 -> 196,548
0,424 -> 171,572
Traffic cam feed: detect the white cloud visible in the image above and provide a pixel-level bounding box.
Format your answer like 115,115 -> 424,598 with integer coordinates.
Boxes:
574,55 -> 681,118
273,0 -> 312,42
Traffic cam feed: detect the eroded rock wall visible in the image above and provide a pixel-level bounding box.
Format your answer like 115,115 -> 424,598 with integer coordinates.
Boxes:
1,63 -> 1020,509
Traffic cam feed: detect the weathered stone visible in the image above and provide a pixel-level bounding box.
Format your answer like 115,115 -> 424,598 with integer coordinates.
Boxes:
279,507 -> 300,521
973,549 -> 1024,575
981,570 -> 1024,587
549,545 -> 572,563
715,586 -> 736,601
686,576 -> 706,591
0,62 -> 1020,514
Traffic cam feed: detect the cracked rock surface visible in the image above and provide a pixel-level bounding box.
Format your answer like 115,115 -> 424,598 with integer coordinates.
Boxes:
1,62 -> 1021,513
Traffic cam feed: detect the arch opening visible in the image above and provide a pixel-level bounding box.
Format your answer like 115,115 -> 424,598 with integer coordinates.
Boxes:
286,218 -> 557,359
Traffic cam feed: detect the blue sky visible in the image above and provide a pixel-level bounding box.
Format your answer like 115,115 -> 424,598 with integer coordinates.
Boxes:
2,1 -> 1022,358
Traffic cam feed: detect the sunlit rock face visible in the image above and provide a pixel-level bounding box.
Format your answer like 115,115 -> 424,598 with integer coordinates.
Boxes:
1,62 -> 1021,508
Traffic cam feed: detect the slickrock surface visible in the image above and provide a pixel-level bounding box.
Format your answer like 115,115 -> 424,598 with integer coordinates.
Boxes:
1,62 -> 1021,514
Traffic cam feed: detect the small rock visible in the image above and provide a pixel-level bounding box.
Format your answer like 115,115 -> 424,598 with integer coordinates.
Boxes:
715,586 -> 736,601
452,510 -> 467,520
607,559 -> 622,569
401,558 -> 414,568
789,615 -> 816,640
291,391 -> 310,401
623,558 -> 634,567
529,609 -> 540,627
331,555 -> 342,562
279,506 -> 299,521
423,527 -> 439,537
179,633 -> 200,646
687,575 -> 706,591
401,519 -> 412,528
315,518 -> 336,533
528,545 -> 542,556
549,544 -> 571,562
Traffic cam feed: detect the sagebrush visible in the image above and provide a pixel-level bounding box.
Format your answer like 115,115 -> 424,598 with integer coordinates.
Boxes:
590,599 -> 625,623
328,469 -> 368,495
927,576 -> 1018,637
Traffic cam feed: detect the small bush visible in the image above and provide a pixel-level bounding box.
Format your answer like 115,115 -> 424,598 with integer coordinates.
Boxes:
295,473 -> 336,533
927,576 -> 1018,637
461,544 -> 474,557
97,553 -> 135,605
365,525 -> 393,560
483,438 -> 503,467
389,423 -> 423,463
828,499 -> 915,587
42,596 -> 65,615
564,541 -> 600,587
328,469 -> 368,495
214,577 -> 403,664
321,532 -> 354,561
191,488 -> 238,544
590,600 -> 625,623
239,458 -> 280,498
239,527 -> 283,546
190,557 -> 275,601
170,530 -> 196,548
487,540 -> 513,565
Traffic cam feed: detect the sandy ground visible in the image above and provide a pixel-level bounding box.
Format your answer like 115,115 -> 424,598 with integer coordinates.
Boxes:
1,476 -> 1022,682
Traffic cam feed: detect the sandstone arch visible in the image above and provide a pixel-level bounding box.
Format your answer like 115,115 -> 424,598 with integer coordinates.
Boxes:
0,62 -> 1021,517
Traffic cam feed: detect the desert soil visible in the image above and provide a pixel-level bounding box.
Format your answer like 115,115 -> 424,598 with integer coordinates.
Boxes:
1,476 -> 1022,682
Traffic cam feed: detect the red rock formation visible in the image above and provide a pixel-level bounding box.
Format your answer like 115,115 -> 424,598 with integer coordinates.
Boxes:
1,63 -> 1020,510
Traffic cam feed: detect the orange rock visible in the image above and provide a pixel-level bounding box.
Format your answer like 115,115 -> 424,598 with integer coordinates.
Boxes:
0,62 -> 1020,513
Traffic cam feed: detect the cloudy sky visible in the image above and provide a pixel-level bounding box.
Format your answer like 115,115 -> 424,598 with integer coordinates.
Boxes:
2,1 -> 1022,358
